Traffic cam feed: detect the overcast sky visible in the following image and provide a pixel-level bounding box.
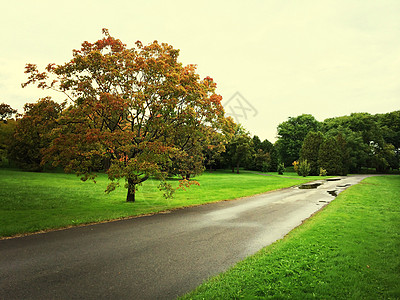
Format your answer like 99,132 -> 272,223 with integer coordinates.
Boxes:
1,0 -> 399,141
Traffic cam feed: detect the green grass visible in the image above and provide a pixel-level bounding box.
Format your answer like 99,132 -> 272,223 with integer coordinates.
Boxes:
181,175 -> 400,299
0,169 -> 321,238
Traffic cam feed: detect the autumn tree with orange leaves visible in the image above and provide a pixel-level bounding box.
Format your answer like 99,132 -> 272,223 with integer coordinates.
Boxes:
23,29 -> 226,202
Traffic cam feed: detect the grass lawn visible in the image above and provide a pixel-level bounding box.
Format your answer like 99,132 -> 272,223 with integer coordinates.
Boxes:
0,169 -> 321,238
181,175 -> 400,299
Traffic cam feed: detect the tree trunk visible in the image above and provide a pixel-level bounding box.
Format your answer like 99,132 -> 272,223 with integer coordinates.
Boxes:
231,166 -> 235,173
236,162 -> 240,174
103,157 -> 111,171
126,179 -> 135,202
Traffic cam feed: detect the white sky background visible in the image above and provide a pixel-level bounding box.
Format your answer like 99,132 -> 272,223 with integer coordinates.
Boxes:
1,0 -> 399,142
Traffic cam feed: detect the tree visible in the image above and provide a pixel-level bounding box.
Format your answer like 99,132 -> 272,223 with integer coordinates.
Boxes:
321,113 -> 391,172
225,125 -> 253,174
0,119 -> 17,167
318,137 -> 343,175
23,29 -> 225,202
276,114 -> 320,166
377,111 -> 400,170
335,132 -> 350,175
0,103 -> 18,166
300,131 -> 324,175
204,117 -> 235,171
8,98 -> 64,171
262,139 -> 278,171
252,149 -> 271,172
247,136 -> 275,172
369,141 -> 397,173
0,103 -> 17,123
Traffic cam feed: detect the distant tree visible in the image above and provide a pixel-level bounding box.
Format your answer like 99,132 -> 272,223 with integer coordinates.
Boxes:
369,142 -> 397,173
322,127 -> 368,173
247,136 -> 262,170
276,114 -> 320,166
252,149 -> 271,172
262,139 -> 278,171
377,111 -> 400,169
300,131 -> 324,175
0,119 -> 17,166
322,113 -> 380,145
247,136 -> 276,172
252,135 -> 262,151
318,137 -> 342,175
8,97 -> 64,171
204,117 -> 236,171
335,132 -> 350,175
225,125 -> 253,174
0,103 -> 17,123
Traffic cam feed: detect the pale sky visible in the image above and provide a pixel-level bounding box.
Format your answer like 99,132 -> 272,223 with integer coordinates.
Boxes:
1,0 -> 399,142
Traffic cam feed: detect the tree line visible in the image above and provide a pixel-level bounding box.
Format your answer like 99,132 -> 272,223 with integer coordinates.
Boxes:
0,30 -> 399,202
2,102 -> 398,177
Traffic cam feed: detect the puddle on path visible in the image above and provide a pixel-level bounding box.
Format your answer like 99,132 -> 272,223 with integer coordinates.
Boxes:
326,178 -> 341,182
337,184 -> 351,188
298,182 -> 322,189
327,190 -> 338,197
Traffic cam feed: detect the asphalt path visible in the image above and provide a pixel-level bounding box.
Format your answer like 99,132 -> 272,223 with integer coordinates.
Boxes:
0,175 -> 368,299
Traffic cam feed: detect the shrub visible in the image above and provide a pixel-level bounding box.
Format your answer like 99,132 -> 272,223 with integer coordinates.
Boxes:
277,162 -> 285,175
297,159 -> 311,177
292,160 -> 299,173
319,167 -> 327,176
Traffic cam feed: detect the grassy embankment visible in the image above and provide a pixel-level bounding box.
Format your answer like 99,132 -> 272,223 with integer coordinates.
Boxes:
181,175 -> 400,299
0,169 -> 320,238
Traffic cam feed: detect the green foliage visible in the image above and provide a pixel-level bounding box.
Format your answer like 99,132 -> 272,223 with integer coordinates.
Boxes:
252,149 -> 271,172
318,137 -> 343,175
247,136 -> 278,172
335,132 -> 350,175
297,159 -> 311,177
0,119 -> 17,167
8,98 -> 64,171
263,139 -> 279,172
319,167 -> 327,176
225,125 -> 253,174
0,103 -> 17,122
378,111 -> 400,161
300,131 -> 324,175
370,142 -> 397,173
276,114 -> 320,166
320,111 -> 399,173
181,176 -> 400,299
277,162 -> 285,175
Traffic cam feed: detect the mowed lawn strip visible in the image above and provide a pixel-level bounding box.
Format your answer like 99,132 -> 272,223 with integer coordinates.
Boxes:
0,169 -> 321,238
181,175 -> 400,299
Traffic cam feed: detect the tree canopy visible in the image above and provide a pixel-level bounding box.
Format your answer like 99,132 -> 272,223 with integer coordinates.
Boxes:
0,103 -> 17,123
23,29 -> 227,201
275,114 -> 320,166
8,98 -> 64,171
300,131 -> 324,175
